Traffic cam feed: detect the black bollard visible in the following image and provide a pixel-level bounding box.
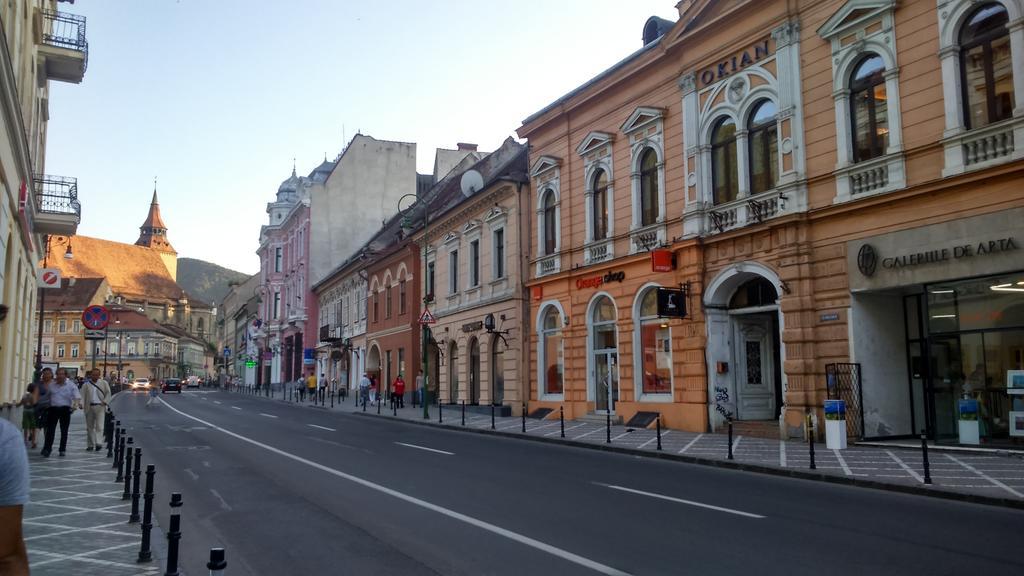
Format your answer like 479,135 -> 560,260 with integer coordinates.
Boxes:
461,401 -> 465,426
438,402 -> 443,424
129,447 -> 142,523
122,438 -> 134,499
207,548 -> 227,575
377,395 -> 381,414
921,432 -> 932,485
106,420 -> 114,458
606,412 -> 611,444
164,493 -> 183,576
809,425 -> 817,470
560,406 -> 565,438
522,404 -> 527,433
491,403 -> 495,430
363,395 -> 367,412
104,411 -> 113,453
330,388 -> 334,408
113,426 -> 123,472
393,397 -> 397,416
656,416 -> 662,451
138,465 -> 156,562
728,420 -> 734,460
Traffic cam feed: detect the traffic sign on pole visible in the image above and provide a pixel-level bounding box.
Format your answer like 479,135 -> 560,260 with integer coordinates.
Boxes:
418,308 -> 437,325
82,305 -> 111,330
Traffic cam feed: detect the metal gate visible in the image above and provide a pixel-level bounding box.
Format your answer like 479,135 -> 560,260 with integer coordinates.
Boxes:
825,363 -> 864,439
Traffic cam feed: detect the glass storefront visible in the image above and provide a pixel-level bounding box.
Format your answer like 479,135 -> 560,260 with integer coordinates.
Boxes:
910,271 -> 1024,445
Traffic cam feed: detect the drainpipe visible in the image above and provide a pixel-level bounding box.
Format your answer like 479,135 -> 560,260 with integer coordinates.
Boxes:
698,234 -> 712,433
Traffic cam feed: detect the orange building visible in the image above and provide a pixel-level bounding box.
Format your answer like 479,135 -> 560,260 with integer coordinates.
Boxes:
518,0 -> 1024,445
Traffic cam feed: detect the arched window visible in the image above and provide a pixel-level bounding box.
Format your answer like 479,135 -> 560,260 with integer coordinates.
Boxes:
639,148 -> 659,226
542,189 -> 557,255
711,117 -> 738,204
448,341 -> 459,403
591,169 -> 609,241
850,54 -> 888,162
540,306 -> 563,395
960,3 -> 1014,129
748,100 -> 778,194
636,288 -> 672,395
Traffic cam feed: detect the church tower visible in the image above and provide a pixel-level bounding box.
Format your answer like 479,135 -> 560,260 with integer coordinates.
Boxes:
136,186 -> 178,280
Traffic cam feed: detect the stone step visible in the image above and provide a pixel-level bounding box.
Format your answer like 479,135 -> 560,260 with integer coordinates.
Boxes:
577,412 -> 624,425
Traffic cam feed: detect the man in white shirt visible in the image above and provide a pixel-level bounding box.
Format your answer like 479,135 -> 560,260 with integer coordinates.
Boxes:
81,369 -> 111,452
41,368 -> 81,457
0,418 -> 30,575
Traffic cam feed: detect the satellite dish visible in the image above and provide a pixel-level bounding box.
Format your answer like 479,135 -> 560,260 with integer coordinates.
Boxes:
460,170 -> 484,197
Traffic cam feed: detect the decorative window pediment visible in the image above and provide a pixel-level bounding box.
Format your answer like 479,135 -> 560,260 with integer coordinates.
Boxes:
530,155 -> 561,177
442,231 -> 459,245
817,0 -> 896,41
620,107 -> 665,134
484,206 -> 506,223
575,131 -> 615,156
463,219 -> 482,236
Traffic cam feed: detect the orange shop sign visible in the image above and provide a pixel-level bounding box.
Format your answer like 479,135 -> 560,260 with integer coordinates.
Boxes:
576,271 -> 626,290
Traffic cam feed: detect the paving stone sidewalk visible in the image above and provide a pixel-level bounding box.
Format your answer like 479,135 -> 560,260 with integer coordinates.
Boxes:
24,410 -> 162,576
251,388 -> 1024,505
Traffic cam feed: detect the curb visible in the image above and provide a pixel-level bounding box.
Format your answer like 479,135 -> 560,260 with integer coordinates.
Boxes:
350,411 -> 1024,511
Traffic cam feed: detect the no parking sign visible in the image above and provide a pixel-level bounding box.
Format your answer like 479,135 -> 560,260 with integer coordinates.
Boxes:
81,305 -> 110,331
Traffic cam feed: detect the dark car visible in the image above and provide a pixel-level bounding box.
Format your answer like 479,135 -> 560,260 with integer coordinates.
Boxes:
162,378 -> 183,393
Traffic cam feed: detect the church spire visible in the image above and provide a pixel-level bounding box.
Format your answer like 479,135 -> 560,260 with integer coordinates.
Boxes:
136,178 -> 175,254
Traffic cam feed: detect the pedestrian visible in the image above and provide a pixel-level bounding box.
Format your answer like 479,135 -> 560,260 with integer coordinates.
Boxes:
41,368 -> 81,457
0,417 -> 31,575
414,370 -> 425,407
18,384 -> 38,449
35,368 -> 52,438
393,373 -> 406,409
359,372 -> 370,407
145,379 -> 159,406
81,369 -> 110,451
306,372 -> 317,402
297,377 -> 306,401
369,378 -> 378,406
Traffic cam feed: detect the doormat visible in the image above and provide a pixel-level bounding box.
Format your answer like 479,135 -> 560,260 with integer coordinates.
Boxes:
528,408 -> 553,420
625,411 -> 660,428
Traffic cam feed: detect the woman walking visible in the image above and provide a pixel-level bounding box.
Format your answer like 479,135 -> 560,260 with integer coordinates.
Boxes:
19,383 -> 38,448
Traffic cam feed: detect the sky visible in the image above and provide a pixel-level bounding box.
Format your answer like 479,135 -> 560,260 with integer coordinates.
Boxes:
46,0 -> 679,275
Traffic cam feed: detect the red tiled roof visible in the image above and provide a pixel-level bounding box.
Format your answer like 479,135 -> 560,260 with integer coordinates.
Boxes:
46,236 -> 186,302
43,278 -> 108,311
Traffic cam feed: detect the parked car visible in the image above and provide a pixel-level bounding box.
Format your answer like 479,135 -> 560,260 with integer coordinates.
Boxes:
130,378 -> 151,391
162,378 -> 183,394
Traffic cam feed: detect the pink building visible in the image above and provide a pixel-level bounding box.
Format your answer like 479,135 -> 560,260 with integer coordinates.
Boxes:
258,160 -> 333,385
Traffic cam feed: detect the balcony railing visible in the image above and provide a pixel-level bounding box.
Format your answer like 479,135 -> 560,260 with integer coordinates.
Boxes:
705,189 -> 787,235
962,121 -> 1015,167
33,175 -> 81,235
38,9 -> 88,82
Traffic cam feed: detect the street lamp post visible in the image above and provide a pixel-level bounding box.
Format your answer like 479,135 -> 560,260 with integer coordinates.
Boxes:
34,235 -> 73,383
398,193 -> 430,420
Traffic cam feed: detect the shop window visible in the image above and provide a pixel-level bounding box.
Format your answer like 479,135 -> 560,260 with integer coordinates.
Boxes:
960,3 -> 1014,129
927,272 -> 1024,333
850,54 -> 889,163
592,169 -> 609,240
635,288 -> 672,396
541,189 -> 557,255
540,306 -> 563,396
748,100 -> 778,194
638,148 -> 660,226
711,117 -> 739,205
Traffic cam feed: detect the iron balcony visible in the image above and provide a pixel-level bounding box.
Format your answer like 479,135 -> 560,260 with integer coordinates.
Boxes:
37,9 -> 88,83
33,175 -> 81,236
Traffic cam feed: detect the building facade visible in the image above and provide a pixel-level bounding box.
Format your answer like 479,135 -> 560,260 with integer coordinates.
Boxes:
1,0 -> 87,415
518,0 -> 1024,445
313,254 -> 368,391
420,139 -> 530,414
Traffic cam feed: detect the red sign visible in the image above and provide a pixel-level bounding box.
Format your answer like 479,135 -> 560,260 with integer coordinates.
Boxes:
651,249 -> 675,272
38,268 -> 61,289
575,271 -> 625,290
81,305 -> 111,330
531,286 -> 543,301
418,307 -> 437,325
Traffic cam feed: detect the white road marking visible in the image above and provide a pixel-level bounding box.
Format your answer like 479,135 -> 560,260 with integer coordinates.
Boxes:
779,441 -> 787,467
308,424 -> 335,432
946,454 -> 1024,498
213,401 -> 222,405
259,413 -> 278,419
596,483 -> 765,519
885,450 -> 924,483
571,427 -> 606,441
210,488 -> 232,511
159,398 -> 632,576
834,449 -> 852,476
678,433 -> 704,454
547,423 -> 586,437
638,430 -> 669,450
184,468 -> 199,481
232,406 -> 242,410
731,435 -> 742,453
395,442 -> 454,456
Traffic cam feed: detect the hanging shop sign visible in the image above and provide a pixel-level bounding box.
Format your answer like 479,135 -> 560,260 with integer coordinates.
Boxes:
303,348 -> 315,365
698,38 -> 772,86
656,288 -> 687,318
651,249 -> 675,272
576,270 -> 626,290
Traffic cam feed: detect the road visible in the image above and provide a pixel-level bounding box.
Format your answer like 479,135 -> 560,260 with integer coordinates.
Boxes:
110,390 -> 1024,576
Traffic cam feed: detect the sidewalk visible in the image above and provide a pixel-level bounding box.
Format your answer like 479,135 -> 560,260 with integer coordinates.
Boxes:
257,389 -> 1024,507
23,411 -> 162,576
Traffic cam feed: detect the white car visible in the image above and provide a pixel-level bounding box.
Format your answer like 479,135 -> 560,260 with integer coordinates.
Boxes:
131,378 -> 151,391
186,376 -> 200,388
